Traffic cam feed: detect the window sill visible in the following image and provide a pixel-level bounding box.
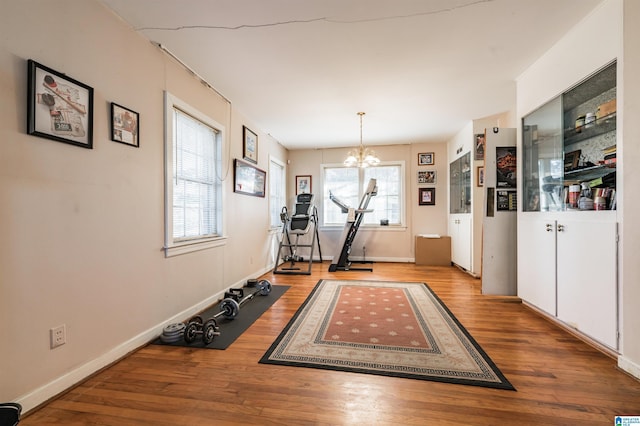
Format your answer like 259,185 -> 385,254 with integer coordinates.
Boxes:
320,225 -> 406,232
164,236 -> 228,257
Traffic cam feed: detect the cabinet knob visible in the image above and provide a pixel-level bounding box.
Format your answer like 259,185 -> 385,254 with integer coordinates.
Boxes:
557,224 -> 565,232
545,223 -> 553,232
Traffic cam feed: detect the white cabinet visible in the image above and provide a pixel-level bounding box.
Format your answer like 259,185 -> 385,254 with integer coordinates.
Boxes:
517,215 -> 557,316
556,218 -> 617,348
450,214 -> 471,271
518,61 -> 618,350
517,213 -> 618,349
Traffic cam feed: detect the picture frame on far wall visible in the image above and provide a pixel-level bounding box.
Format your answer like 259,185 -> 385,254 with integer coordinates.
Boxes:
296,175 -> 312,195
418,187 -> 436,206
243,125 -> 258,164
417,170 -> 436,185
111,102 -> 139,147
477,166 -> 485,187
234,158 -> 266,197
418,152 -> 434,166
27,59 -> 94,149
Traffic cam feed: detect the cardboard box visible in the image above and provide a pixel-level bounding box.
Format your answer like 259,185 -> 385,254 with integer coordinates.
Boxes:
415,236 -> 451,266
596,99 -> 616,119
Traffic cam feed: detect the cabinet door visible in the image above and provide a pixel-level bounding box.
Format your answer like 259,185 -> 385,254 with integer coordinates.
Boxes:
450,215 -> 471,271
557,219 -> 617,349
517,215 -> 557,315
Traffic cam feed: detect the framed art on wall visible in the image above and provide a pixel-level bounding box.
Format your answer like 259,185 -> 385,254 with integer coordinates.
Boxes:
234,158 -> 266,197
418,152 -> 434,166
477,166 -> 484,187
111,103 -> 139,147
243,125 -> 258,163
418,170 -> 436,185
418,187 -> 436,206
27,59 -> 94,149
296,175 -> 312,195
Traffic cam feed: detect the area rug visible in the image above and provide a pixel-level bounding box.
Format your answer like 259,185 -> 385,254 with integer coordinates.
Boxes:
260,280 -> 514,390
153,285 -> 289,350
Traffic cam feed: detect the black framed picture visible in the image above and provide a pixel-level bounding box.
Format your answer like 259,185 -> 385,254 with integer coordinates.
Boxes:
111,103 -> 139,147
234,158 -> 266,197
243,125 -> 258,164
27,59 -> 93,149
419,187 -> 436,206
296,175 -> 312,195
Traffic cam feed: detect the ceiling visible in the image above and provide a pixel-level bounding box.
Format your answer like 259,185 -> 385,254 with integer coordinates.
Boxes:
99,0 -> 603,150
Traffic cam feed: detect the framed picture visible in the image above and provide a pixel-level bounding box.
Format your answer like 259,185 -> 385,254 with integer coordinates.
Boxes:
110,103 -> 139,147
27,59 -> 93,149
418,187 -> 436,206
234,158 -> 266,197
417,170 -> 437,185
475,133 -> 485,160
477,166 -> 484,187
296,175 -> 312,195
243,125 -> 258,164
418,152 -> 434,166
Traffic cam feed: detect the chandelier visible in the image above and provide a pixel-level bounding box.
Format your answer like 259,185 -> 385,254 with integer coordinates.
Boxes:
344,112 -> 380,168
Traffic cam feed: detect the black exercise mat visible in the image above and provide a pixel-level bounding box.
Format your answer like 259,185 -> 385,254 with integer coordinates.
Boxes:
153,285 -> 290,350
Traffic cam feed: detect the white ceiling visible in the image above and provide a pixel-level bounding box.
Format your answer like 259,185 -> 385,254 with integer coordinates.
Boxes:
99,0 -> 602,150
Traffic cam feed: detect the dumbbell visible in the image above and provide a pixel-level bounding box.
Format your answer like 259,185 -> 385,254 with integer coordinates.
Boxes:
219,279 -> 272,320
183,315 -> 220,345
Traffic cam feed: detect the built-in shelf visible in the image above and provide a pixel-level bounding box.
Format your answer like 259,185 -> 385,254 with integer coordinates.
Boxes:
563,113 -> 616,145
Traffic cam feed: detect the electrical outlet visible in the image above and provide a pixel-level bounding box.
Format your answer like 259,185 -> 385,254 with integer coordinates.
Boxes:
50,324 -> 66,349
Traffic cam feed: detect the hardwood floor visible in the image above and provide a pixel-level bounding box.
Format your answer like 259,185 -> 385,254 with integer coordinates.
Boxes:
22,262 -> 640,425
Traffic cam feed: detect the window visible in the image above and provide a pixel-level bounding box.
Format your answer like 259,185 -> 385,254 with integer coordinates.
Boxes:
322,162 -> 405,227
269,156 -> 286,229
164,92 -> 224,256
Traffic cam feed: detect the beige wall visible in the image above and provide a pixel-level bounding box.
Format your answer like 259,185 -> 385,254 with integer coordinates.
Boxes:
0,0 -> 286,410
288,141 -> 449,263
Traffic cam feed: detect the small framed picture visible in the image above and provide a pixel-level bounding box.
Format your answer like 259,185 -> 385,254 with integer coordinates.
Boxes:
111,103 -> 139,147
477,166 -> 484,187
418,152 -> 434,166
27,59 -> 94,149
418,170 -> 437,185
418,187 -> 436,206
475,133 -> 485,160
243,125 -> 258,164
296,175 -> 312,195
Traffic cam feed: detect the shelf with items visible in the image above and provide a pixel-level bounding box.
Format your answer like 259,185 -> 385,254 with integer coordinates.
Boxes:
563,112 -> 616,146
522,61 -> 617,213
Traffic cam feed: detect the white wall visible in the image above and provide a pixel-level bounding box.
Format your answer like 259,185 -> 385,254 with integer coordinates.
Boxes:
516,0 -> 640,378
620,0 -> 640,378
0,0 -> 286,410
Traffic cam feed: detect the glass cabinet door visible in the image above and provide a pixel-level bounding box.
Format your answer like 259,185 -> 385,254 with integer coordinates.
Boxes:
522,96 -> 563,212
449,152 -> 471,214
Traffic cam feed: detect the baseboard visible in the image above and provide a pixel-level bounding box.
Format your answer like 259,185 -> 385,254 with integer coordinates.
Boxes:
17,270 -> 270,414
521,301 -> 618,360
618,355 -> 640,381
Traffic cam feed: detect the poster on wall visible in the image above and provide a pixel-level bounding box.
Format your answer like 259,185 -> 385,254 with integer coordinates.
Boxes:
497,190 -> 517,211
474,133 -> 485,160
496,146 -> 516,189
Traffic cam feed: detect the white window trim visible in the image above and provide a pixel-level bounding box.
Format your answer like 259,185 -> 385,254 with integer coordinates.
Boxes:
320,160 -> 406,229
163,91 -> 227,257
